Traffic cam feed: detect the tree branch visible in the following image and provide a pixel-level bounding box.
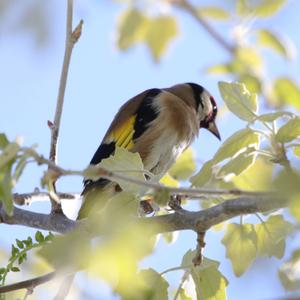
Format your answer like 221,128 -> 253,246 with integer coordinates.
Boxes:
0,196 -> 287,295
175,0 -> 235,54
13,192 -> 79,206
0,196 -> 286,235
48,0 -> 83,213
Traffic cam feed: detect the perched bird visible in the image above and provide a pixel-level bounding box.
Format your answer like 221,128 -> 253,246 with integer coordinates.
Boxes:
78,83 -> 220,218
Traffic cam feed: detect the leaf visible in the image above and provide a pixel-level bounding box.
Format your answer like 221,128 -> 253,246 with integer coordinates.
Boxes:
13,154 -> 29,181
256,215 -> 293,259
236,0 -> 287,17
190,160 -> 213,187
274,77 -> 300,109
198,6 -> 229,20
0,163 -> 14,215
255,111 -> 294,122
213,128 -> 260,164
0,141 -> 20,169
182,250 -> 228,300
217,148 -> 256,179
11,267 -> 20,272
232,158 -> 273,191
160,173 -> 179,187
169,148 -> 196,180
16,239 -> 24,249
218,81 -> 258,122
221,223 -> 257,276
294,147 -> 300,159
279,250 -> 300,291
177,288 -> 193,300
35,231 -> 45,243
257,29 -> 290,58
89,147 -> 147,193
289,195 -> 300,222
0,133 -> 9,149
276,118 -> 300,143
145,15 -> 177,62
117,9 -> 148,50
206,64 -> 231,75
136,269 -> 169,300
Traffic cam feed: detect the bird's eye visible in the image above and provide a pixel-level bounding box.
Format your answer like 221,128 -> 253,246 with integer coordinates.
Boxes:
213,105 -> 217,113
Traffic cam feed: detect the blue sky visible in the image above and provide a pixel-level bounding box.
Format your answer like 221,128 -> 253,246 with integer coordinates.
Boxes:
1,0 -> 300,299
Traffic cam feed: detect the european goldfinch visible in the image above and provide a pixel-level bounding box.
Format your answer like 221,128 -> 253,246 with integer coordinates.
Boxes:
78,83 -> 220,218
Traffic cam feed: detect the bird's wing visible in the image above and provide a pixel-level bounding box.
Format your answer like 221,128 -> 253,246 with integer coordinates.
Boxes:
82,88 -> 162,193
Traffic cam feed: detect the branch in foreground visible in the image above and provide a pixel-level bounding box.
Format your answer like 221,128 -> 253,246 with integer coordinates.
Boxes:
0,196 -> 286,234
0,196 -> 287,294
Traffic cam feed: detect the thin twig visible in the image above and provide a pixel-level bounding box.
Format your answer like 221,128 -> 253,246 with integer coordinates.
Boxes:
0,271 -> 57,294
13,192 -> 79,206
48,0 -> 83,213
176,0 -> 235,54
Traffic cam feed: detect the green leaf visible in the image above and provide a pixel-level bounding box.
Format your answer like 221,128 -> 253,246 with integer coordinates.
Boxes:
0,133 -> 9,150
274,77 -> 300,109
169,148 -> 196,180
221,223 -> 257,276
257,29 -> 290,58
11,267 -> 20,272
293,147 -> 300,159
289,195 -> 300,222
0,163 -> 14,216
255,111 -> 294,122
117,9 -> 148,50
146,16 -> 177,62
160,173 -> 179,187
237,0 -> 287,17
0,141 -> 20,169
218,81 -> 258,122
213,128 -> 260,164
256,215 -> 293,259
190,160 -> 213,187
86,147 -> 147,193
206,64 -> 231,75
279,250 -> 300,291
35,231 -> 45,243
136,269 -> 169,300
177,288 -> 193,300
13,154 -> 29,181
182,250 -> 227,300
16,239 -> 24,249
232,158 -> 273,191
198,6 -> 229,20
217,148 -> 256,179
276,118 -> 300,143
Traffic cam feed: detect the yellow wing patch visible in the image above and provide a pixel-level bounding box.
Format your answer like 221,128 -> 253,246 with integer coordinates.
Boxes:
108,115 -> 136,150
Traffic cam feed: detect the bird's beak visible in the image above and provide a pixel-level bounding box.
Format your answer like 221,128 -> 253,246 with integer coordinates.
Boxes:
207,121 -> 221,140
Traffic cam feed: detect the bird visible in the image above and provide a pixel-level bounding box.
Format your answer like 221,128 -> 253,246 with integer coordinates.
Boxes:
78,82 -> 220,219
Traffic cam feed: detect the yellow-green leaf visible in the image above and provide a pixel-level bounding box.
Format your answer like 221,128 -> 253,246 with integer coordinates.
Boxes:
0,141 -> 20,169
276,118 -> 300,143
257,29 -> 290,58
0,163 -> 14,216
279,250 -> 300,291
206,64 -> 231,75
96,147 -> 147,193
221,223 -> 257,276
117,9 -> 148,50
253,0 -> 287,17
256,215 -> 293,258
181,250 -> 228,300
190,160 -> 213,187
232,158 -> 273,191
274,77 -> 300,109
218,81 -> 258,122
177,288 -> 193,300
213,128 -> 260,164
294,147 -> 300,159
217,149 -> 256,179
146,16 -> 177,62
0,133 -> 9,150
169,148 -> 196,180
160,173 -> 179,187
289,195 -> 300,222
255,111 -> 293,122
198,6 -> 229,20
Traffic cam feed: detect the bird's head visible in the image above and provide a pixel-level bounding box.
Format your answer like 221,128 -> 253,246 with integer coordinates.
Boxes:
187,83 -> 221,140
